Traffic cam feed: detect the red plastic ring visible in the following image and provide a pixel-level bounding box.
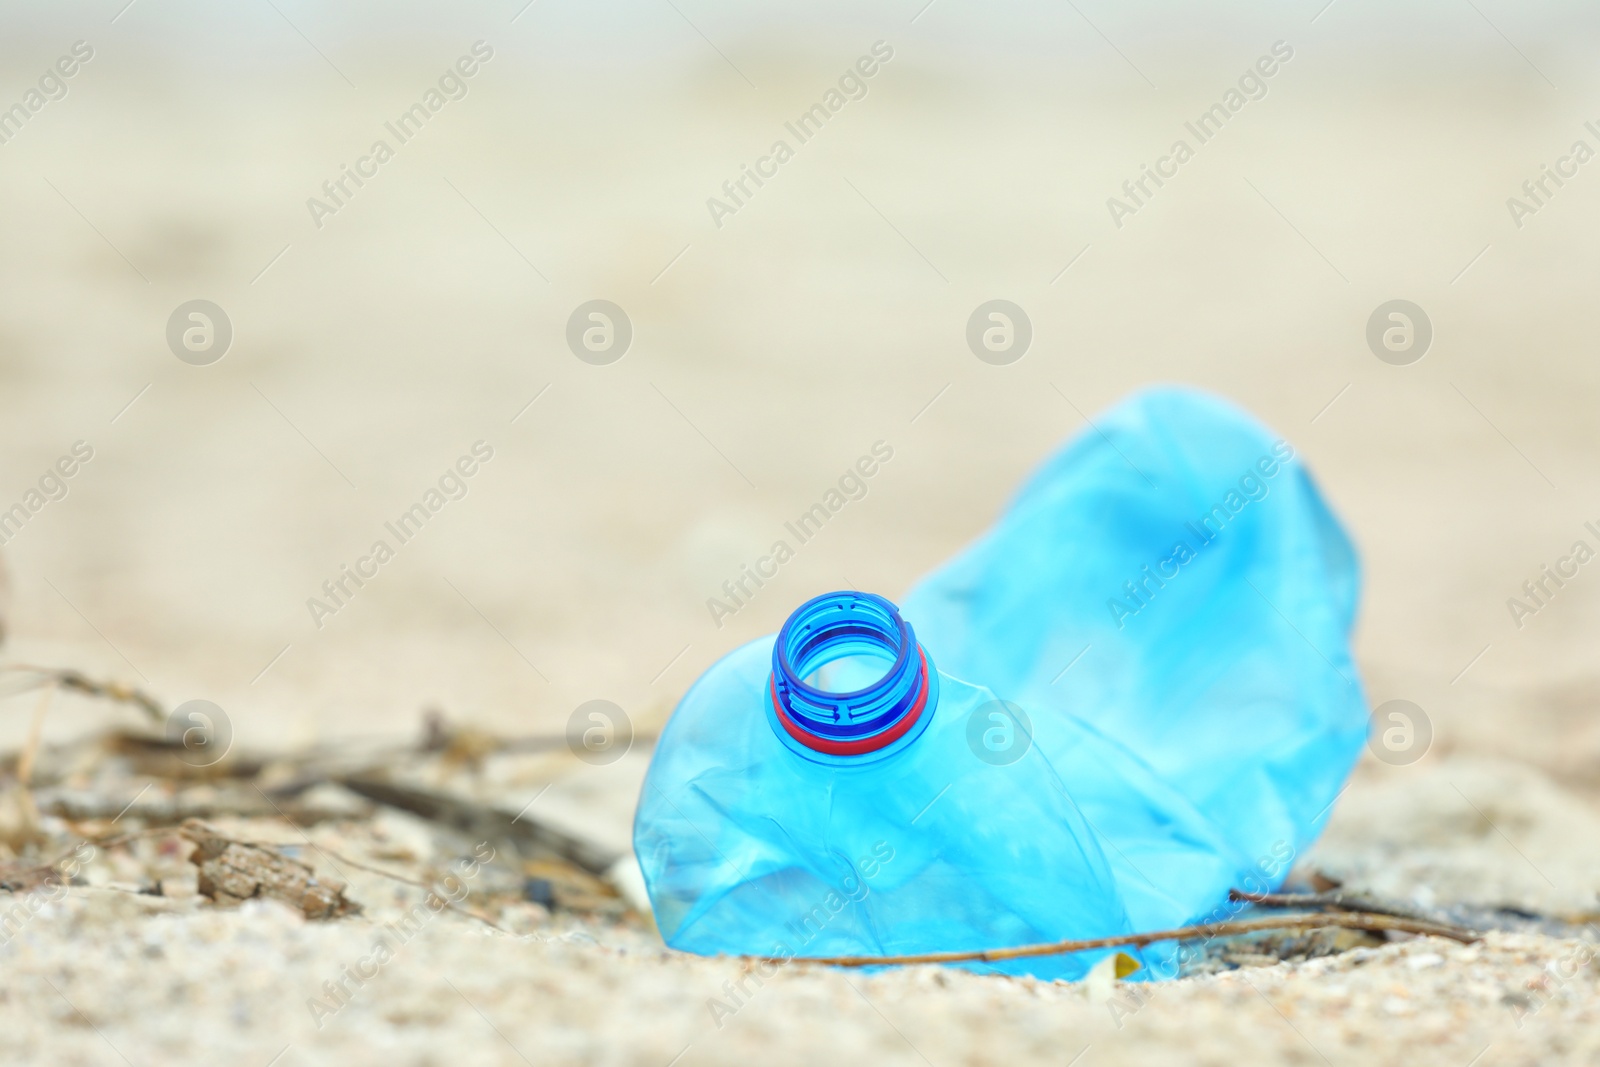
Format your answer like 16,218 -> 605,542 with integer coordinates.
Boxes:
769,648 -> 931,756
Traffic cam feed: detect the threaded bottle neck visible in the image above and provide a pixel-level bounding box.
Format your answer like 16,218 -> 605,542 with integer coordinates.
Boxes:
768,591 -> 935,762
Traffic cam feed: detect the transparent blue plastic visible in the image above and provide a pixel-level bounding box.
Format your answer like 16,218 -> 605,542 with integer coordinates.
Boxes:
633,602 -> 1135,981
634,386 -> 1367,978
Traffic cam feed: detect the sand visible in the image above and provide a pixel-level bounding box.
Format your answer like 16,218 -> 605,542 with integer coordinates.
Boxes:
4,6 -> 1600,1063
1,795 -> 1597,1067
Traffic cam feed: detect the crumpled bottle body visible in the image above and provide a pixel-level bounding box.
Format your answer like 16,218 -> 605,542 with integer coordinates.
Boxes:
635,639 -> 1136,980
634,387 -> 1367,978
902,386 -> 1368,934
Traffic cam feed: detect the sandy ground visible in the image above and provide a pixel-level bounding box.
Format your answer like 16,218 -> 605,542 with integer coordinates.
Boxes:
4,2 -> 1600,1063
3,762 -> 1600,1067
3,890 -> 1598,1067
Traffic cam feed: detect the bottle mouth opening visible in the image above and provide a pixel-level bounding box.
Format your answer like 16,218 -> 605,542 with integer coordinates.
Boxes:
800,649 -> 896,693
769,591 -> 933,758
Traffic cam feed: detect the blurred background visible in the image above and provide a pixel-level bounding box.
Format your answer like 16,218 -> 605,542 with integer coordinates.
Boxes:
3,0 -> 1600,814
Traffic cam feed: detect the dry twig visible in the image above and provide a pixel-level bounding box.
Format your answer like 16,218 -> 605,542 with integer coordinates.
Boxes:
339,775 -> 621,876
40,785 -> 362,826
0,665 -> 164,722
4,680 -> 57,845
301,841 -> 505,932
779,912 -> 1480,969
1229,887 -> 1443,923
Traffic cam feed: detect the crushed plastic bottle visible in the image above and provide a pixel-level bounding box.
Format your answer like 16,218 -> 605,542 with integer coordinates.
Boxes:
634,386 -> 1368,978
633,590 -> 1135,979
903,386 -> 1369,934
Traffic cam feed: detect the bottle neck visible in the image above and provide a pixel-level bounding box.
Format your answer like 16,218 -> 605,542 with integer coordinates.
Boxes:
768,591 -> 936,763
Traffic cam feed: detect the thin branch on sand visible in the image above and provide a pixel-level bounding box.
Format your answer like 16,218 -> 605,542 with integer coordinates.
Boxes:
777,912 -> 1480,969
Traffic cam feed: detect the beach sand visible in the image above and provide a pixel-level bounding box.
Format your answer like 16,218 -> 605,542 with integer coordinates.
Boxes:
2,7 -> 1599,1062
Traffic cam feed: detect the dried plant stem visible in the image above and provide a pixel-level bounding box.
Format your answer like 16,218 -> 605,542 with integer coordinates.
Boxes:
779,912 -> 1480,969
9,681 -> 56,842
1,665 -> 164,722
307,843 -> 505,933
44,826 -> 170,867
1228,888 -> 1449,924
16,680 -> 56,785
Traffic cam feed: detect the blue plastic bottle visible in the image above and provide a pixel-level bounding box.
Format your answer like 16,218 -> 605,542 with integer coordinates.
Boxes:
633,590 -> 1136,980
635,386 -> 1367,977
901,387 -> 1368,933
